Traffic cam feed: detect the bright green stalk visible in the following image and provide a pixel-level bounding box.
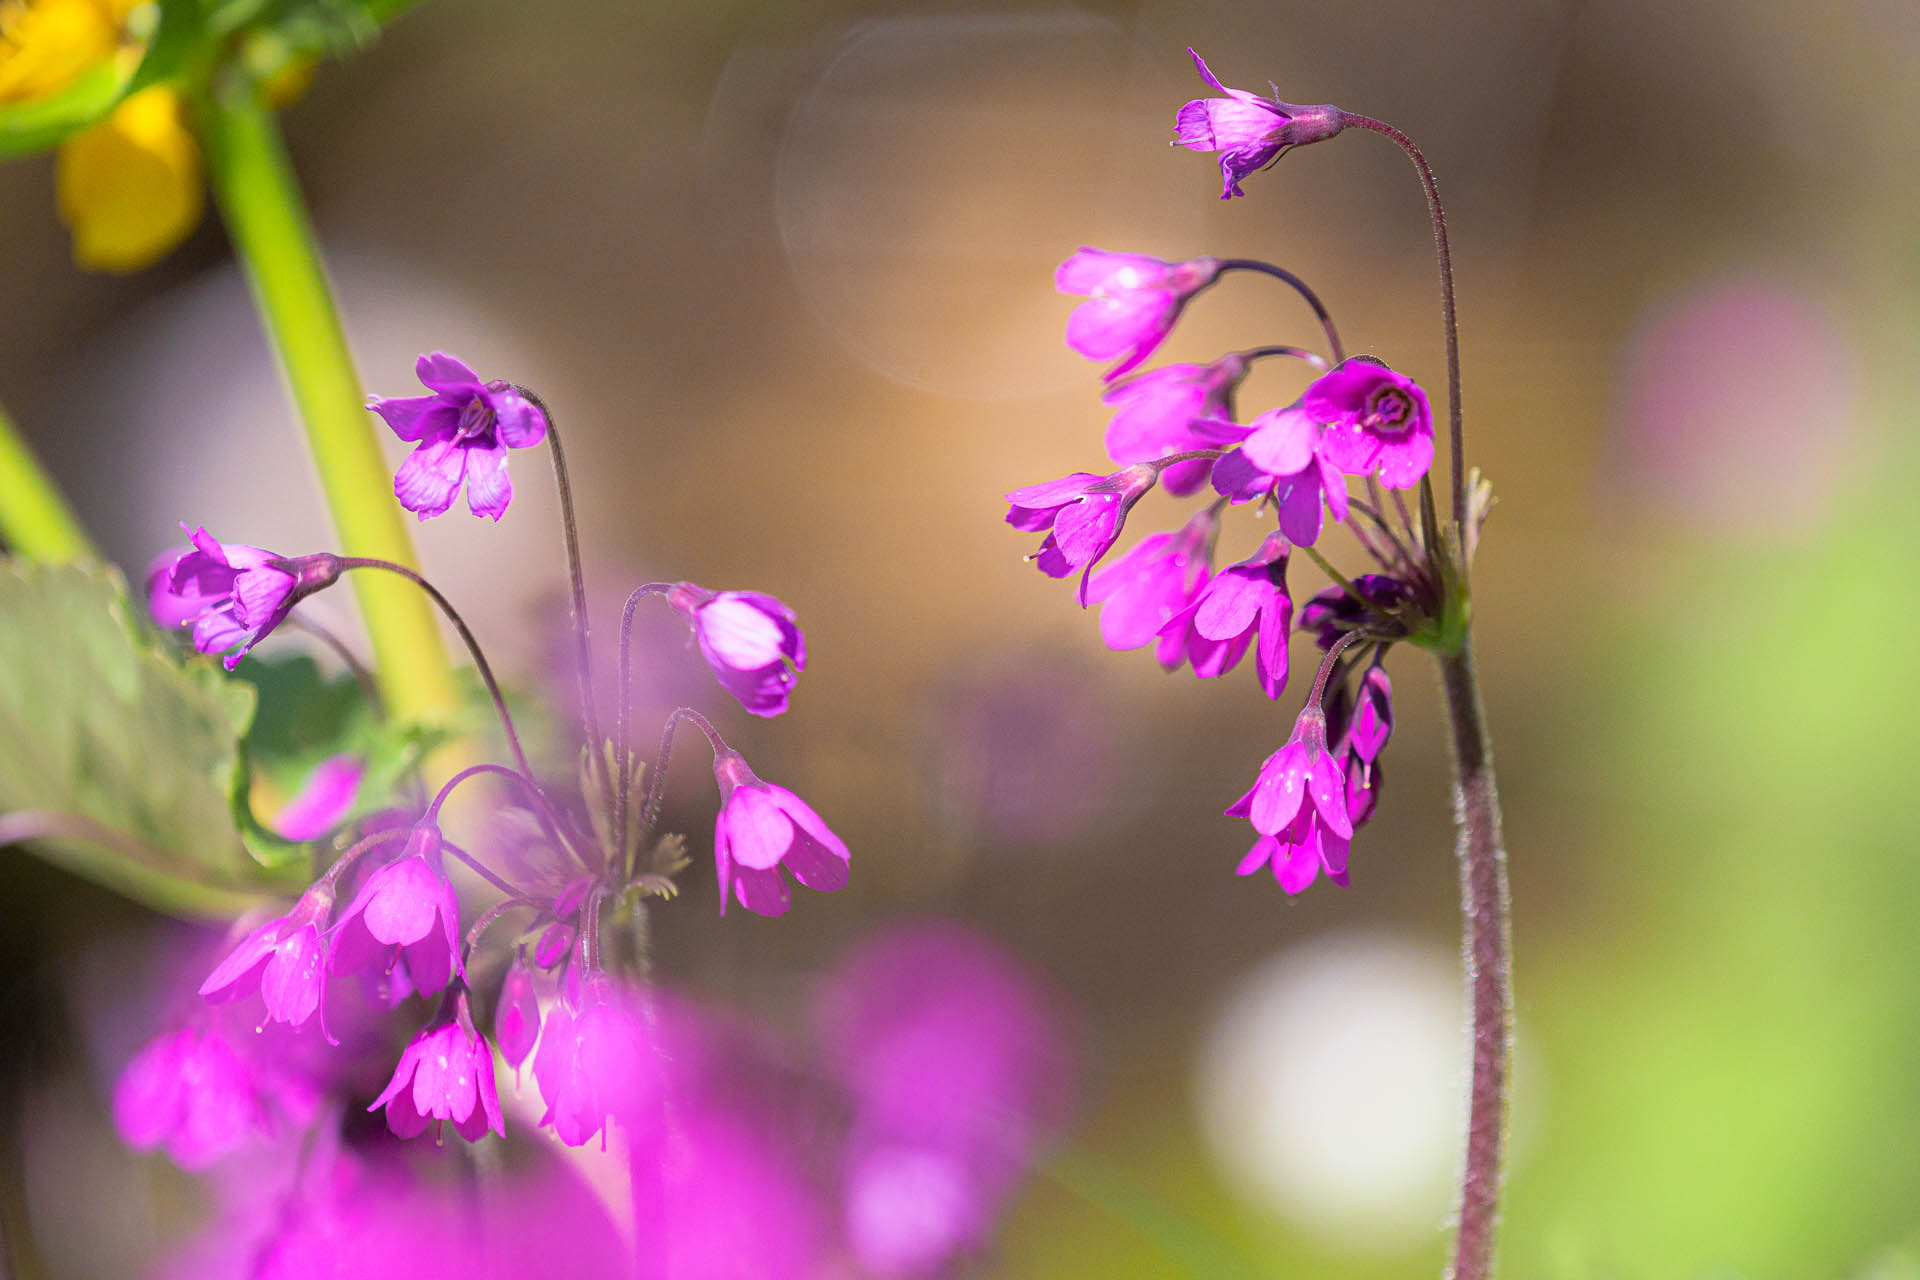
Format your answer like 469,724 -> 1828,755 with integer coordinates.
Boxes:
199,93 -> 457,727
0,398 -> 96,563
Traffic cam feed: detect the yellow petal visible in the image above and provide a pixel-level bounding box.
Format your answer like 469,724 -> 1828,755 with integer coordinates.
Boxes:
0,0 -> 119,103
55,84 -> 203,274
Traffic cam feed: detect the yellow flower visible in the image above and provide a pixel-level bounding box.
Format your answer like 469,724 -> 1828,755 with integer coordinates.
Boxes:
55,83 -> 202,273
0,0 -> 120,102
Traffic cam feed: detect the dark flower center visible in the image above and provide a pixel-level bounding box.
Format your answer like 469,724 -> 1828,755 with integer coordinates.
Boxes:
1365,386 -> 1412,435
454,395 -> 496,443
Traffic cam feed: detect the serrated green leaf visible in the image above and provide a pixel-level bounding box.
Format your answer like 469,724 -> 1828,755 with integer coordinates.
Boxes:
0,557 -> 293,914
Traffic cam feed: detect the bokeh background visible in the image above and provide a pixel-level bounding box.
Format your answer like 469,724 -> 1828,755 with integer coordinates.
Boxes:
4,0 -> 1919,1274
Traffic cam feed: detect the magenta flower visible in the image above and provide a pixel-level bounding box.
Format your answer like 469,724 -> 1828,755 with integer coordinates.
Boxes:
712,750 -> 850,917
1004,464 -> 1158,605
1174,48 -> 1346,199
268,754 -> 363,842
495,954 -> 541,1075
328,823 -> 462,997
1305,357 -> 1435,489
1086,510 -> 1215,671
1101,355 -> 1250,495
666,582 -> 806,717
199,882 -> 335,1031
1225,403 -> 1351,545
1300,575 -> 1411,649
146,527 -> 341,670
1228,703 -> 1353,893
846,1144 -> 991,1278
369,989 -> 504,1142
368,352 -> 549,521
113,1023 -> 317,1170
1056,248 -> 1220,380
534,976 -> 652,1148
1335,663 -> 1394,829
1157,532 -> 1293,696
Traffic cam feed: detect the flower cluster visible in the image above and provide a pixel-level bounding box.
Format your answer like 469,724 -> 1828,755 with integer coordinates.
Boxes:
132,352 -> 851,1160
1002,51 -> 1468,894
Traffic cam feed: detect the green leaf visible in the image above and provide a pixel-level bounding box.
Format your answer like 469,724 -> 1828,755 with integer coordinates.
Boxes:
0,557 -> 293,915
0,0 -> 206,159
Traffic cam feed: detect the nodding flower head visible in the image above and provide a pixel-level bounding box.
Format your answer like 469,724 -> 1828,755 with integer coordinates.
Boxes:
328,822 -> 463,998
368,352 -> 549,521
369,986 -> 504,1143
1086,507 -> 1216,671
1305,358 -> 1435,490
1157,531 -> 1292,695
199,880 -> 336,1032
667,583 -> 807,718
533,975 -> 652,1149
1174,48 -> 1345,199
1004,464 -> 1158,606
1227,701 -> 1354,894
146,526 -> 340,670
1056,248 -> 1220,381
1300,575 -> 1413,650
711,750 -> 850,918
1213,403 -> 1351,546
1101,355 -> 1251,497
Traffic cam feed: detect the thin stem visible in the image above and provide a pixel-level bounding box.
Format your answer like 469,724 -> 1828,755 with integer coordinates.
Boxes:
199,93 -> 459,727
615,582 -> 674,871
442,840 -> 533,902
639,706 -> 726,841
581,887 -> 604,973
1299,543 -> 1361,602
1307,628 -> 1366,706
1217,259 -> 1345,361
464,899 -> 530,952
1437,641 -> 1511,1280
1239,344 -> 1329,373
0,397 -> 96,562
336,559 -> 531,781
316,828 -> 407,888
1338,114 -> 1466,571
1346,497 -> 1417,571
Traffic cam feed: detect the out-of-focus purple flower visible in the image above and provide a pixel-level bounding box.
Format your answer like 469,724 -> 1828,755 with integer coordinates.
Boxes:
711,750 -> 850,918
1306,358 -> 1434,489
1086,508 -> 1216,670
268,755 -> 363,842
666,582 -> 806,718
199,883 -> 335,1031
113,1023 -> 318,1170
1174,48 -> 1346,198
1299,574 -> 1411,649
146,527 -> 341,671
846,1143 -> 991,1278
1224,403 -> 1351,546
1228,702 -> 1353,894
1056,248 -> 1220,380
369,988 -> 504,1142
495,954 -> 541,1076
533,975 -> 652,1148
1102,355 -> 1250,495
1158,532 -> 1293,696
328,823 -> 462,997
1005,464 -> 1158,605
367,351 -> 549,521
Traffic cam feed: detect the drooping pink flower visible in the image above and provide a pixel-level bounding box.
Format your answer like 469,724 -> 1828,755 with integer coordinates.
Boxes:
1305,357 -> 1435,489
328,823 -> 462,997
113,1022 -> 318,1170
533,975 -> 653,1148
1056,248 -> 1220,380
1299,574 -> 1412,649
1086,509 -> 1216,670
369,987 -> 504,1142
1228,702 -> 1354,893
367,352 -> 549,521
666,582 -> 806,717
1157,532 -> 1293,696
268,755 -> 363,842
1174,48 -> 1345,199
1222,403 -> 1351,545
1101,355 -> 1250,495
199,882 -> 335,1031
146,527 -> 341,670
495,953 -> 541,1076
1004,464 -> 1158,605
711,750 -> 849,917
1333,662 -> 1394,829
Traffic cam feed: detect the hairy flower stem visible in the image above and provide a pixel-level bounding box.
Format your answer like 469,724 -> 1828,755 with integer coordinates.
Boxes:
425,762 -> 586,872
1337,115 -> 1466,566
614,582 -> 673,872
200,94 -> 459,728
335,559 -> 533,782
1437,640 -> 1511,1280
0,397 -> 96,563
1217,260 -> 1346,361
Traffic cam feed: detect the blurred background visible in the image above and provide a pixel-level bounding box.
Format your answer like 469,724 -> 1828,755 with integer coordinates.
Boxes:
3,0 -> 1919,1274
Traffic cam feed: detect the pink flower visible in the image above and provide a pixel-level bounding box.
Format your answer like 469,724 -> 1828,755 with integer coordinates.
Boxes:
1174,48 -> 1345,199
1101,355 -> 1249,495
666,582 -> 806,717
1210,404 -> 1351,545
328,823 -> 462,997
113,1023 -> 318,1170
1004,464 -> 1158,605
533,976 -> 652,1148
1333,663 -> 1394,829
1306,357 -> 1435,489
268,755 -> 363,842
711,750 -> 850,917
1157,532 -> 1293,695
199,882 -> 335,1031
1086,510 -> 1215,671
494,954 -> 541,1075
146,527 -> 340,670
1228,702 -> 1354,893
369,989 -> 504,1142
1056,248 -> 1220,380
367,352 -> 549,521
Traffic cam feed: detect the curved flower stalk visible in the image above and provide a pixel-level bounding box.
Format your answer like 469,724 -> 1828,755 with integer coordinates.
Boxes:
1001,48 -> 1511,1280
